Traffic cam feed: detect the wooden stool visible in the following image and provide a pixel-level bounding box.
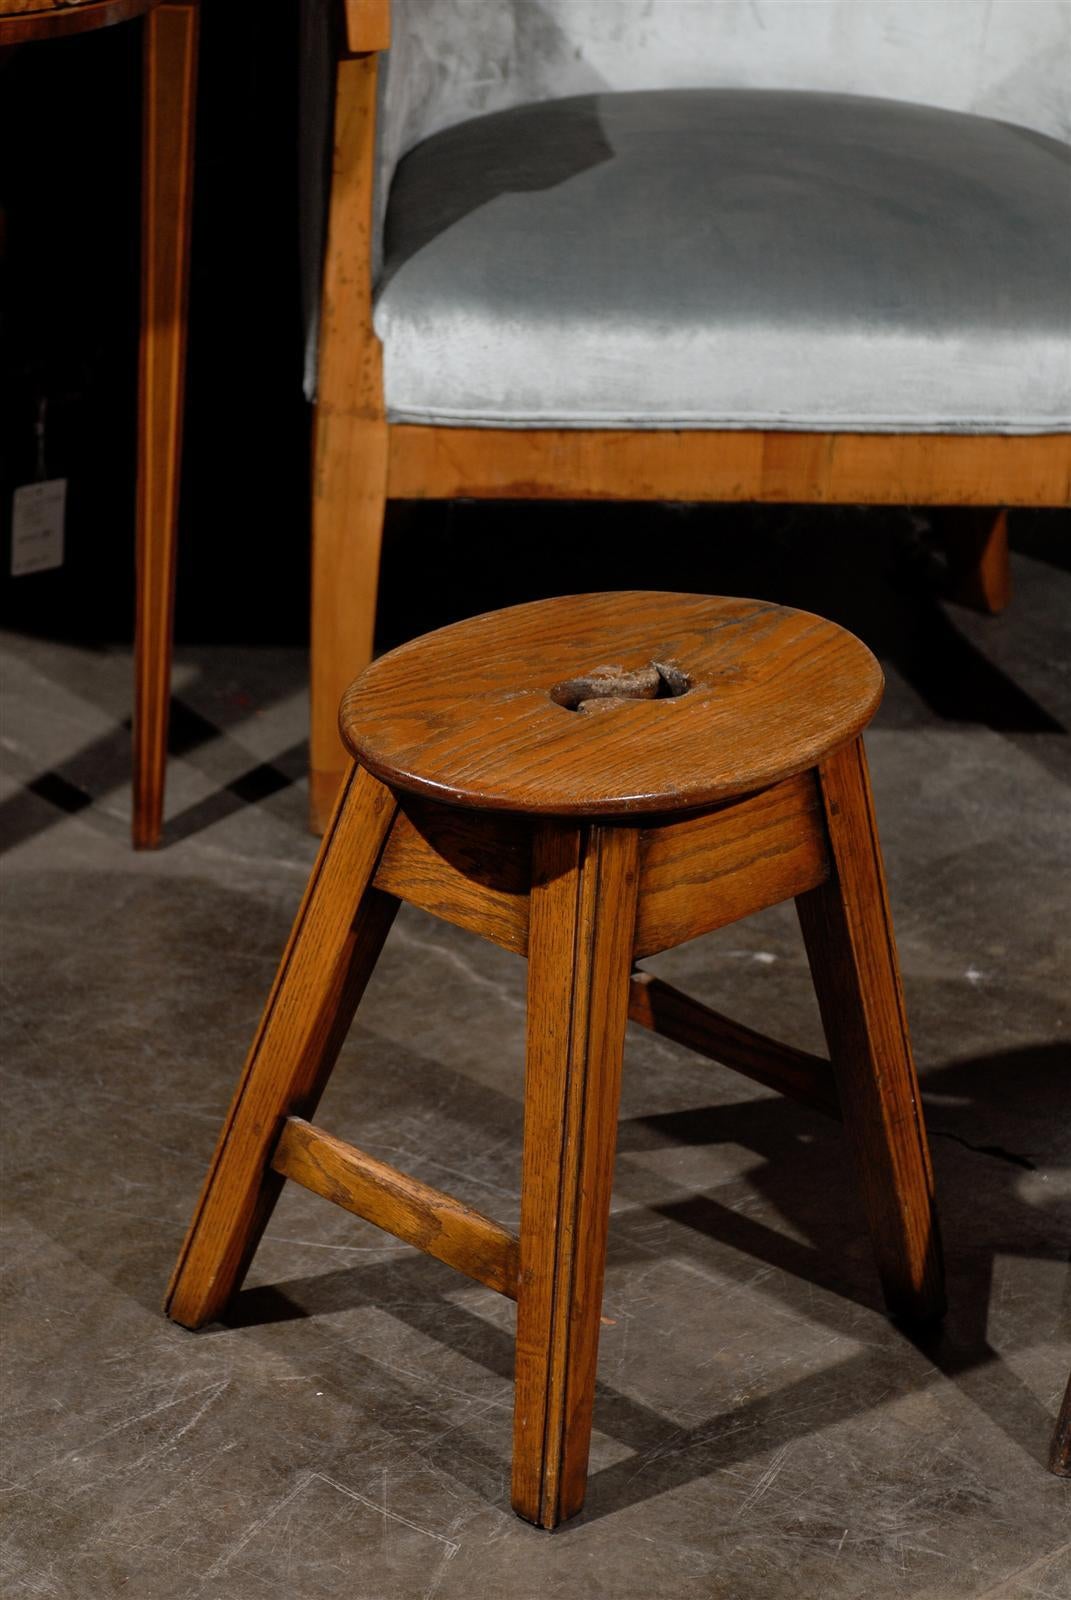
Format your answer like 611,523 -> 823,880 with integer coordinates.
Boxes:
166,591 -> 945,1530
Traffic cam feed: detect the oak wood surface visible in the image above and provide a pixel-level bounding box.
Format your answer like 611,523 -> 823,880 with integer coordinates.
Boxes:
132,0 -> 197,848
387,426 -> 1071,508
796,738 -> 945,1324
0,0 -> 94,10
273,1117 -> 520,1298
343,0 -> 389,54
374,794 -> 531,954
513,821 -> 641,1528
628,970 -> 839,1116
310,49 -> 387,832
0,0 -> 157,44
634,771 -> 828,955
341,592 -> 884,817
166,764 -> 399,1328
372,774 -> 829,962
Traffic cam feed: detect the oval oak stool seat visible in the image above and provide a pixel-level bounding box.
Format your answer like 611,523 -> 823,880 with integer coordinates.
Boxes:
340,591 -> 884,814
166,590 -> 945,1532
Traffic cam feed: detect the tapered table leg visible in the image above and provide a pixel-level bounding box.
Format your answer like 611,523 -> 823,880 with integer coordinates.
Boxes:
797,738 -> 945,1325
512,821 -> 640,1529
133,1 -> 198,848
166,764 -> 398,1329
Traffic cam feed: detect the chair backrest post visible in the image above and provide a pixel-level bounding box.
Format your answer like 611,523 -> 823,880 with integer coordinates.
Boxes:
343,0 -> 390,56
318,36 -> 385,421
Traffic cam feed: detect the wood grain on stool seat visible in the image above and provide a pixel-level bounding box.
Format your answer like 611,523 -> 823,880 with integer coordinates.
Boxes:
340,591 -> 884,815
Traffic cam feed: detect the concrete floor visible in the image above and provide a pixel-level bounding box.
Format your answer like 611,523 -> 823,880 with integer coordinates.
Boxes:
1,509 -> 1069,1598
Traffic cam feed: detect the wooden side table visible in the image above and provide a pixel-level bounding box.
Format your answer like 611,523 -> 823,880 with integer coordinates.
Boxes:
1,0 -> 198,848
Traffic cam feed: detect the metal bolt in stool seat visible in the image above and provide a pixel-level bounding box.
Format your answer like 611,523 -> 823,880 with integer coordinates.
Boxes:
165,591 -> 945,1530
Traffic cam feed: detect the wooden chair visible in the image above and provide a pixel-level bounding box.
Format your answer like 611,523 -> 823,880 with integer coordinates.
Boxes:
306,0 -> 1071,830
0,0 -> 197,849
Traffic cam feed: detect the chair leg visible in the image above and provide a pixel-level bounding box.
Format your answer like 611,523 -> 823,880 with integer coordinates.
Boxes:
165,763 -> 398,1329
935,507 -> 1011,614
512,822 -> 641,1530
132,1 -> 198,849
308,51 -> 389,834
796,738 -> 946,1326
309,414 -> 388,834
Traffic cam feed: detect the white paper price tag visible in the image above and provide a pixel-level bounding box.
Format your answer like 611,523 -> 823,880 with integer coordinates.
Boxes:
11,479 -> 67,577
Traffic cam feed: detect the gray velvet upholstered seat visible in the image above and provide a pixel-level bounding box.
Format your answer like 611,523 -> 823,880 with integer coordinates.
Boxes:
373,89 -> 1071,434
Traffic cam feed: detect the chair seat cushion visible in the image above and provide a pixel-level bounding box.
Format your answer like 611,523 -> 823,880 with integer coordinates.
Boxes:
374,89 -> 1071,434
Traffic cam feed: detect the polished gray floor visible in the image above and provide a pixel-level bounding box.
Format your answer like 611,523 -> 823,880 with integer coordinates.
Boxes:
1,512 -> 1069,1598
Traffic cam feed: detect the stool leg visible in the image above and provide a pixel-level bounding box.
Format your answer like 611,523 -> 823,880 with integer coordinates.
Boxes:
512,822 -> 641,1529
797,738 -> 945,1325
165,763 -> 398,1329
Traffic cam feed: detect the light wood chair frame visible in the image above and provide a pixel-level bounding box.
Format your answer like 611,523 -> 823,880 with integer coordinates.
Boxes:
309,1 -> 1071,830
